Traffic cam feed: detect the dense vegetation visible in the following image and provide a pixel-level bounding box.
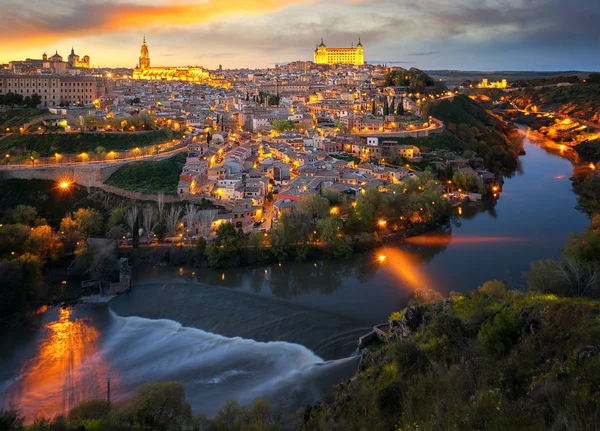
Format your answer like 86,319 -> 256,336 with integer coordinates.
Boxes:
423,94 -> 521,171
0,108 -> 47,131
0,93 -> 43,109
304,282 -> 600,430
0,204 -> 115,319
0,381 -> 302,431
0,129 -> 174,157
105,152 -> 187,194
383,68 -> 444,94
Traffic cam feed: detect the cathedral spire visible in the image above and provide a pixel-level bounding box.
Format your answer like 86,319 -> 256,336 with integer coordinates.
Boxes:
143,35 -> 146,44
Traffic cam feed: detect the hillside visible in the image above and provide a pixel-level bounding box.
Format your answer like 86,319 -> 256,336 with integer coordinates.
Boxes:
423,94 -> 521,171
511,84 -> 600,124
304,283 -> 600,430
105,152 -> 186,194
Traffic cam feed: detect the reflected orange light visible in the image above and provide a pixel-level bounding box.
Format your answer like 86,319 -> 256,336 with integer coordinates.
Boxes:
3,308 -> 112,421
377,247 -> 436,293
405,235 -> 526,246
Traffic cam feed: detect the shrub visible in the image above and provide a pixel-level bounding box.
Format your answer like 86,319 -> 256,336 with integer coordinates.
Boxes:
478,310 -> 522,356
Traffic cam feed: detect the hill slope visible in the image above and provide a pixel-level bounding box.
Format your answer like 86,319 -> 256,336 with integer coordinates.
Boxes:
304,283 -> 600,430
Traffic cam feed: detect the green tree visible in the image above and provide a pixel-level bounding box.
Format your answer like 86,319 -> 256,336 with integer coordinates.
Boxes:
0,223 -> 30,257
129,382 -> 192,431
296,194 -> 329,225
68,399 -> 109,421
271,119 -> 295,133
0,408 -> 24,430
107,207 -> 127,231
26,225 -> 62,261
73,208 -> 104,237
8,204 -> 38,226
213,399 -> 241,431
60,215 -> 82,253
452,171 -> 477,192
318,216 -> 353,258
95,146 -> 107,160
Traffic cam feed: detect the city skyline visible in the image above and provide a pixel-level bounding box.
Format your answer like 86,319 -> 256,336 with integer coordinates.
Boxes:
1,0 -> 599,71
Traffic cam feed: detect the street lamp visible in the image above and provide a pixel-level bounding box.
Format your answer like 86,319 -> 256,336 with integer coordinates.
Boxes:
4,154 -> 9,167
55,153 -> 62,165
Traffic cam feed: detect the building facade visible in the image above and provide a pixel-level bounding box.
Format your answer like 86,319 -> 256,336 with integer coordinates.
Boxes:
132,37 -> 210,82
0,75 -> 105,106
314,38 -> 364,66
8,49 -> 90,75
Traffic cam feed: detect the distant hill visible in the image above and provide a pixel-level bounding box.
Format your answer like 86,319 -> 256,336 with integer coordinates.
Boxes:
426,70 -> 593,87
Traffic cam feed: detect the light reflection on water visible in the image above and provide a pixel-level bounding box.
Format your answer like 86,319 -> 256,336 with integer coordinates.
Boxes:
3,308 -> 113,421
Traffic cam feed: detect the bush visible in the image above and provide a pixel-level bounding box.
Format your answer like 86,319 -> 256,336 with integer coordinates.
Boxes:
68,399 -> 109,421
478,310 -> 522,356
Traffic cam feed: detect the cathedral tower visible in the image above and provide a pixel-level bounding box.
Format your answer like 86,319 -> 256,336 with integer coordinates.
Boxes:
139,36 -> 150,69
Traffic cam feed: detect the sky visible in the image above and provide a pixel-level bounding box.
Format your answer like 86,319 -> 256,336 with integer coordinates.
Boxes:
0,0 -> 599,71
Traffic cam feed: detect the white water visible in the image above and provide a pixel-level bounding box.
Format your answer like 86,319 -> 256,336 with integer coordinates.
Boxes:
0,308 -> 358,419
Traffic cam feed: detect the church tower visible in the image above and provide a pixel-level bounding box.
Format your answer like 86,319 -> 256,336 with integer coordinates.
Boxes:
139,36 -> 150,69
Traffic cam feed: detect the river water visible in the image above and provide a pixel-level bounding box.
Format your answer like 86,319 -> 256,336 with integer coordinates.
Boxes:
0,131 -> 590,420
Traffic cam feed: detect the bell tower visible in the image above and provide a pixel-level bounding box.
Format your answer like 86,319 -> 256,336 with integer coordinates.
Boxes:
139,36 -> 150,69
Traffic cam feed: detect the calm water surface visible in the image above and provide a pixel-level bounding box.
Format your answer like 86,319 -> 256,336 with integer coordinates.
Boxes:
0,132 -> 590,420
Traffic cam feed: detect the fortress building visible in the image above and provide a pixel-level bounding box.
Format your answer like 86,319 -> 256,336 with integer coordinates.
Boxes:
132,36 -> 209,82
314,38 -> 364,66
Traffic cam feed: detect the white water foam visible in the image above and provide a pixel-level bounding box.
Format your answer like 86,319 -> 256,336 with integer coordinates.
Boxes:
101,310 -> 358,416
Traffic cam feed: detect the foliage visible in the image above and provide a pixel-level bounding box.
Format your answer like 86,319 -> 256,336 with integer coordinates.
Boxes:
526,229 -> 600,298
105,152 -> 186,194
304,281 -> 600,430
296,195 -> 329,225
0,129 -> 173,157
423,94 -> 520,172
72,208 -> 104,237
271,119 -> 296,133
129,382 -> 192,431
452,171 -> 477,192
478,309 -> 523,356
205,222 -> 243,268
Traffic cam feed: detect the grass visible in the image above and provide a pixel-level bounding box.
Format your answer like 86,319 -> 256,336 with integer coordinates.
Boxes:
0,129 -> 173,157
0,108 -> 47,131
105,152 -> 187,194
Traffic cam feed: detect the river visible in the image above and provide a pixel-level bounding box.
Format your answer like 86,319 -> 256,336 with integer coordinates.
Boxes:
0,131 -> 591,421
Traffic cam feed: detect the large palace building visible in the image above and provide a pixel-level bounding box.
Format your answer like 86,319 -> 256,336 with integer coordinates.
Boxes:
313,38 -> 364,66
132,36 -> 210,82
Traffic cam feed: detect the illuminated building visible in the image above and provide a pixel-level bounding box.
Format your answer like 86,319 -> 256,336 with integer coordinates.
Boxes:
132,36 -> 210,82
67,48 -> 90,68
9,49 -> 90,74
478,78 -> 508,89
314,38 -> 364,66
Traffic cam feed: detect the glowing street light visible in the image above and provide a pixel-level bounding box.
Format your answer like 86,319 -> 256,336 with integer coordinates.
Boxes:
378,219 -> 387,227
378,254 -> 386,263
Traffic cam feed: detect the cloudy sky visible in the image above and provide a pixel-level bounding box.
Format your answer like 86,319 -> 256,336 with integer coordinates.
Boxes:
1,0 -> 599,70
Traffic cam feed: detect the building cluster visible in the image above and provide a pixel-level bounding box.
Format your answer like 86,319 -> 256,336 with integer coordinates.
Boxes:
478,78 -> 508,89
6,48 -> 91,75
0,36 -> 499,239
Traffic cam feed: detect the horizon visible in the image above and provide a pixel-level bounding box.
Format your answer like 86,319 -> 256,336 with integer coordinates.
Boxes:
1,0 -> 599,71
